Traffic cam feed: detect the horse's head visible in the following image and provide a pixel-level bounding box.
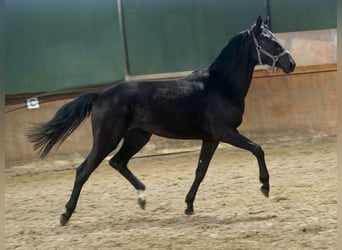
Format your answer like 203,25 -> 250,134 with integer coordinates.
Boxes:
249,16 -> 296,74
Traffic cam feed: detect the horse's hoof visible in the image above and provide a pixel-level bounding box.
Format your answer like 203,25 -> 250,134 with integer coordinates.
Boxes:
184,208 -> 194,215
137,190 -> 146,210
138,197 -> 146,210
260,186 -> 269,198
60,213 -> 69,226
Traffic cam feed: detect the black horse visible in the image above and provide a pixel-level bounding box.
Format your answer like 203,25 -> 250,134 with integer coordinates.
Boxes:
27,16 -> 296,226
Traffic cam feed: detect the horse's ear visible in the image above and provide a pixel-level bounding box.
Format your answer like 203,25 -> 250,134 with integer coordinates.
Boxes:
254,15 -> 263,35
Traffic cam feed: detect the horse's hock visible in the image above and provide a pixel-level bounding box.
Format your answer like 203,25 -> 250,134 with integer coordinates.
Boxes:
5,64 -> 337,163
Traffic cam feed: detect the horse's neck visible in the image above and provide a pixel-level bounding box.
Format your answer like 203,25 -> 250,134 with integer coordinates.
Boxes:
235,62 -> 256,98
209,35 -> 257,100
215,58 -> 256,102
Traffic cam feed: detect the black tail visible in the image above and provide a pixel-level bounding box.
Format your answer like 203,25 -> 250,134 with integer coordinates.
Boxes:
26,92 -> 99,158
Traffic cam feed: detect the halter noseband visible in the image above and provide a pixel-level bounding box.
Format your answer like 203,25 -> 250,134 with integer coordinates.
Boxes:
249,28 -> 289,73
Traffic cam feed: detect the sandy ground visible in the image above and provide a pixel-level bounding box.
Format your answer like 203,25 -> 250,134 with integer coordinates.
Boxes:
5,139 -> 337,250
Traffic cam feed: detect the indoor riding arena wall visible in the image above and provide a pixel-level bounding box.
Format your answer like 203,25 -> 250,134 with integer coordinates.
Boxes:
4,64 -> 337,163
5,1 -> 337,165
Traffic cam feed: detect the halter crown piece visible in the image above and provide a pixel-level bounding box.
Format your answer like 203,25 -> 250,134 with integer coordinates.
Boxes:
249,26 -> 289,73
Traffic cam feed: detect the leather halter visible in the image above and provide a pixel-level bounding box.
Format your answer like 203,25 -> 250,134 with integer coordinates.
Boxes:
249,28 -> 289,73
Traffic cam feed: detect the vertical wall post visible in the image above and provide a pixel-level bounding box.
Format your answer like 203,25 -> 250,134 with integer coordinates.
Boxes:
117,0 -> 130,79
264,0 -> 272,30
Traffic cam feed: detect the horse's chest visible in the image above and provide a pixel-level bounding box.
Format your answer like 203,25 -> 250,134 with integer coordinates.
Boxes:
209,101 -> 245,128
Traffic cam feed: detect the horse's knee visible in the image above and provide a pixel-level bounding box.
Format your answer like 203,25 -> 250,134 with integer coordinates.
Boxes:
252,144 -> 264,158
109,158 -> 118,169
109,158 -> 125,172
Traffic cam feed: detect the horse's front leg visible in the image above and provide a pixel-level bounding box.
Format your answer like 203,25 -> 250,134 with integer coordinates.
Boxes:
185,140 -> 218,215
221,129 -> 270,197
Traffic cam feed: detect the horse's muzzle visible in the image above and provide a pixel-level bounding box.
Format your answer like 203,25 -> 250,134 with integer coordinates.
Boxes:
281,56 -> 296,74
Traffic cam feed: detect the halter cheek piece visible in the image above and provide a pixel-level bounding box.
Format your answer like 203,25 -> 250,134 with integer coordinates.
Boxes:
249,28 -> 289,73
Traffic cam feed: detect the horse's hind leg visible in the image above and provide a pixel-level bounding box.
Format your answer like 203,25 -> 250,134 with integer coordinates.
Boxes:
60,128 -> 122,226
109,129 -> 151,209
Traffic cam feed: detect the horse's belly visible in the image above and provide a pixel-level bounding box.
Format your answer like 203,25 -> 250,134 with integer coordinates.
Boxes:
133,114 -> 208,140
147,124 -> 205,140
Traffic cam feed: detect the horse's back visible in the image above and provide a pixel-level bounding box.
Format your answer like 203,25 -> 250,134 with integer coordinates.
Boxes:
92,72 -> 213,139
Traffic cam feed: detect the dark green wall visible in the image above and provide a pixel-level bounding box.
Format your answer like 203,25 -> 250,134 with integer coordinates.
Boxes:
1,0 -> 4,98
122,0 -> 266,75
270,0 -> 337,32
5,0 -> 125,94
5,0 -> 337,95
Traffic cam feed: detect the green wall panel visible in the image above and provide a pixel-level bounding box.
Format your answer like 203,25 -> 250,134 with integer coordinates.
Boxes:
1,0 -> 4,98
122,0 -> 266,75
5,0 -> 337,95
5,0 -> 125,95
270,0 -> 337,33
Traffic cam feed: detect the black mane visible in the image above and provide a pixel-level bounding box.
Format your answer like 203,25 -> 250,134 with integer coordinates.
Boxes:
208,30 -> 251,79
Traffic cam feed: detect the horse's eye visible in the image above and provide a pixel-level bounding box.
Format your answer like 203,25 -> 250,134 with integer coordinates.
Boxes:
274,44 -> 283,53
